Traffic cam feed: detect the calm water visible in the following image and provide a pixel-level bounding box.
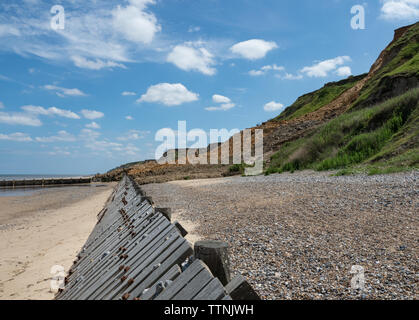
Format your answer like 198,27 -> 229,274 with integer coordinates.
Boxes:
0,188 -> 39,197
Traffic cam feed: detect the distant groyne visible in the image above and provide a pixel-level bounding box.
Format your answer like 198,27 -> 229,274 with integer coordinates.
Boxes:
0,177 -> 92,188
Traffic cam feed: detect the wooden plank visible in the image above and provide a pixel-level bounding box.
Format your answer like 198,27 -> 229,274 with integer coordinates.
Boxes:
66,215 -> 168,292
155,260 -> 206,300
64,201 -> 153,288
139,264 -> 181,300
225,275 -> 260,300
75,225 -> 178,300
72,213 -> 162,276
192,278 -> 226,300
172,268 -> 213,300
98,235 -> 184,300
174,221 -> 188,237
75,207 -> 153,263
79,208 -> 160,264
126,241 -> 193,300
70,221 -> 175,299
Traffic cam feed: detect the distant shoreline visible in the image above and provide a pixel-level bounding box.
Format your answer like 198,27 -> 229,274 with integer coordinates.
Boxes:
0,176 -> 93,192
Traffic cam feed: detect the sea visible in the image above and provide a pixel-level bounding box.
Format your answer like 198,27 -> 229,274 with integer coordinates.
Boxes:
0,174 -> 93,197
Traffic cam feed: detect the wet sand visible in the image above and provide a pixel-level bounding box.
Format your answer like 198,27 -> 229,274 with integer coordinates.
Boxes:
0,183 -> 115,300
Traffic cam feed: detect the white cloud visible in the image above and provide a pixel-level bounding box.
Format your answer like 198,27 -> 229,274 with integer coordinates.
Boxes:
212,95 -> 231,104
43,107 -> 80,119
125,115 -> 134,120
249,70 -> 265,76
79,127 -> 140,156
120,143 -> 141,156
0,1 -> 160,71
117,130 -> 149,141
249,64 -> 284,76
22,105 -> 80,119
71,56 -> 126,70
205,103 -> 235,111
137,83 -> 199,106
167,44 -> 216,75
282,73 -> 304,80
122,91 -> 137,96
85,140 -> 122,151
230,39 -> 278,60
0,101 -> 4,109
86,122 -> 101,129
35,130 -> 76,143
0,111 -> 42,126
262,65 -> 284,71
380,0 -> 419,20
335,66 -> 352,77
112,0 -> 161,45
43,85 -> 87,97
80,128 -> 101,141
206,94 -> 235,111
188,26 -> 201,33
48,147 -> 71,156
0,132 -> 32,142
81,109 -> 105,120
0,24 -> 20,37
85,139 -> 140,157
301,56 -> 351,78
264,101 -> 285,112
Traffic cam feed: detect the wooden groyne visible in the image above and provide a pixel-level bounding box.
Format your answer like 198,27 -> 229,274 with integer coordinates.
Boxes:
0,177 -> 92,188
56,175 -> 259,300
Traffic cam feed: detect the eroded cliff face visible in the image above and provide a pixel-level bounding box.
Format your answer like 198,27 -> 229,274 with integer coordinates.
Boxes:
352,22 -> 419,110
100,23 -> 419,180
248,22 -> 419,160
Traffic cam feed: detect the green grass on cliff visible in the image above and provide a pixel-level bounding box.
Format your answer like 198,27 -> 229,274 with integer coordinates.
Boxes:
266,88 -> 419,175
274,75 -> 365,121
387,50 -> 419,76
351,23 -> 419,110
273,23 -> 419,122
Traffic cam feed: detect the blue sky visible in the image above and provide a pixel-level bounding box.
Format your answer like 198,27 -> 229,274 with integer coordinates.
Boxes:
0,0 -> 418,174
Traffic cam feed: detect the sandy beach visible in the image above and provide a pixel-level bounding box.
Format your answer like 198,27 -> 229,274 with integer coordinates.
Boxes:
0,183 -> 115,300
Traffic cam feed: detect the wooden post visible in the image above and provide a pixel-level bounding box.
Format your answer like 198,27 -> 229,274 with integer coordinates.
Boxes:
194,240 -> 231,286
156,208 -> 171,221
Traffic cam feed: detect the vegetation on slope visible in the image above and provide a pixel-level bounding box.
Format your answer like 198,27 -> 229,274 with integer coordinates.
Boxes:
351,22 -> 419,110
266,22 -> 419,175
101,24 -> 419,181
266,88 -> 419,175
275,74 -> 366,121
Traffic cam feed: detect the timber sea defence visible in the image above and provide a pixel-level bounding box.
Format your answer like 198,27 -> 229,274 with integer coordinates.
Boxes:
0,177 -> 92,188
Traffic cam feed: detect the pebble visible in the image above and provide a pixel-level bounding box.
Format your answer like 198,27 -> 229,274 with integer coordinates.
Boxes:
142,170 -> 419,300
